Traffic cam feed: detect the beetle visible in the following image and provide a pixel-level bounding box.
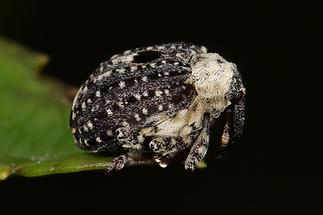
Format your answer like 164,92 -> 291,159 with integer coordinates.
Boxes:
70,42 -> 245,171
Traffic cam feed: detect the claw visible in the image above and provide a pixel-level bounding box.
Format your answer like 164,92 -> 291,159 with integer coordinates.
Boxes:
105,155 -> 128,174
154,154 -> 169,168
114,156 -> 127,170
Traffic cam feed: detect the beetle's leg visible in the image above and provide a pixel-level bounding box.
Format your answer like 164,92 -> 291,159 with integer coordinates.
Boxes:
106,150 -> 155,173
220,94 -> 245,148
148,136 -> 192,168
184,114 -> 210,171
106,154 -> 129,171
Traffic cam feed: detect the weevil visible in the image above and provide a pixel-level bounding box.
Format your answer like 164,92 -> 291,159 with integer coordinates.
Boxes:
70,42 -> 245,171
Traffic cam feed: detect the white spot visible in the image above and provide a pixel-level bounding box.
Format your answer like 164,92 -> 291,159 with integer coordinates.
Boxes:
134,113 -> 141,121
72,112 -> 76,120
124,50 -> 131,55
176,53 -> 183,58
95,70 -> 112,82
95,90 -> 101,97
141,76 -> 148,82
106,130 -> 113,136
146,46 -> 153,50
182,85 -> 186,90
99,66 -> 104,72
96,137 -> 102,143
158,105 -> 163,111
116,68 -> 125,74
72,136 -> 78,144
143,90 -> 149,97
111,54 -> 119,59
164,71 -> 170,76
122,121 -> 129,127
134,79 -> 138,84
155,90 -> 163,97
142,108 -> 148,115
161,60 -> 166,64
174,62 -> 179,66
83,125 -> 89,132
150,63 -> 156,68
111,54 -> 135,64
158,73 -> 162,77
84,139 -> 90,147
164,89 -> 170,96
170,45 -> 176,49
107,109 -> 113,116
130,66 -> 137,71
87,121 -> 94,130
72,128 -> 76,133
156,46 -> 164,50
119,81 -> 126,88
141,65 -> 146,68
168,104 -> 174,109
82,86 -> 88,94
81,102 -> 86,110
134,94 -> 141,101
111,59 -> 119,64
118,101 -> 125,108
78,129 -> 82,134
91,105 -> 99,113
87,99 -> 92,104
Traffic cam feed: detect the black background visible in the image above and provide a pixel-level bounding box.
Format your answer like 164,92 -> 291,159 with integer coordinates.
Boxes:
0,1 -> 322,214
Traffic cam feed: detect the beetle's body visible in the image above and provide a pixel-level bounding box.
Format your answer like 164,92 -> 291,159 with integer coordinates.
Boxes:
70,42 -> 245,170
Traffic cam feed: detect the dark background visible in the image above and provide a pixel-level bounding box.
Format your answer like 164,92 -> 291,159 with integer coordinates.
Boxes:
0,1 -> 321,214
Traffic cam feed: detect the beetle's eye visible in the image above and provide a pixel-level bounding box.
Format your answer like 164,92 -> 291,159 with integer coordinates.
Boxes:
133,51 -> 163,63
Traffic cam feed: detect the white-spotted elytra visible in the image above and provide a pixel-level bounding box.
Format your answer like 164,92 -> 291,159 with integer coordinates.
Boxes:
70,42 -> 246,171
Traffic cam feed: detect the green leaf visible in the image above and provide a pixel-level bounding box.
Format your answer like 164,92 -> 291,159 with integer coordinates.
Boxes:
0,38 -> 113,180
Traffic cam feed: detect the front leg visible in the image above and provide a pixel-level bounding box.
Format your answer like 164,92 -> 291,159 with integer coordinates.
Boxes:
184,114 -> 210,171
219,93 -> 245,156
106,150 -> 155,173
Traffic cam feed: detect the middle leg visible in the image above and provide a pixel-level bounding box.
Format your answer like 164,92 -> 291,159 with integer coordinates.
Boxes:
184,114 -> 210,171
148,136 -> 192,168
